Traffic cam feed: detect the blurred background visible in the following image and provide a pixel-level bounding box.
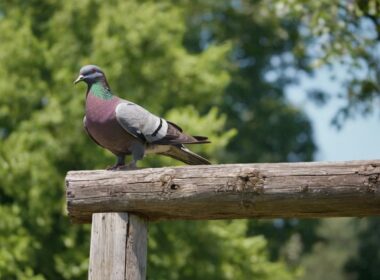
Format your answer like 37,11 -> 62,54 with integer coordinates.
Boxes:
0,0 -> 379,279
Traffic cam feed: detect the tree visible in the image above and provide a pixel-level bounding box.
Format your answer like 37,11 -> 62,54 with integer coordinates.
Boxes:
345,218 -> 380,280
179,0 -> 316,163
178,3 -> 380,280
175,0 -> 320,268
0,0 -> 311,279
270,0 -> 380,126
148,220 -> 298,280
299,218 -> 359,280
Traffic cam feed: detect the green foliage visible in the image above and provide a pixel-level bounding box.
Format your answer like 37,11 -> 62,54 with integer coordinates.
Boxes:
149,220 -> 299,280
345,218 -> 380,280
179,0 -> 316,163
271,0 -> 380,126
299,218 -> 359,280
0,0 -> 307,279
248,219 -> 320,261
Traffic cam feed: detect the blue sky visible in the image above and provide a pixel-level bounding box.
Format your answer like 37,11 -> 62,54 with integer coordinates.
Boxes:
286,66 -> 380,161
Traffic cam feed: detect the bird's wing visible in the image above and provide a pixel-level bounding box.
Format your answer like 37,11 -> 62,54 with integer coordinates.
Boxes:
115,102 -> 168,143
152,122 -> 210,145
83,116 -> 104,148
115,102 -> 210,145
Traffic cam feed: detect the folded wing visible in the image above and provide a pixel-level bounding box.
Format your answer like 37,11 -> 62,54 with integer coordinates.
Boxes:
115,102 -> 209,145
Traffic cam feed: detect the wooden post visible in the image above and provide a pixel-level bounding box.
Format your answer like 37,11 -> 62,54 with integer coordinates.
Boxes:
65,160 -> 380,278
88,213 -> 147,280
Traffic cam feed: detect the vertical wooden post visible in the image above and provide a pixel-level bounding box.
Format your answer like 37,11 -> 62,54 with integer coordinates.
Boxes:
88,213 -> 148,280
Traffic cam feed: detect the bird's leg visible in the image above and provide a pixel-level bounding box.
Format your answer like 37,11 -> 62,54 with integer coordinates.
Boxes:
121,152 -> 142,170
107,155 -> 125,170
108,144 -> 144,170
128,144 -> 145,169
127,159 -> 138,169
113,158 -> 138,170
122,144 -> 144,170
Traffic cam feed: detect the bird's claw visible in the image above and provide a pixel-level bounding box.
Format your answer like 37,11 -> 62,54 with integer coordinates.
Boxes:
106,163 -> 138,171
106,163 -> 124,170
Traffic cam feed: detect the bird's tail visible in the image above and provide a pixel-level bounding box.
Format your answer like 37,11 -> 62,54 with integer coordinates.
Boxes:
160,145 -> 211,165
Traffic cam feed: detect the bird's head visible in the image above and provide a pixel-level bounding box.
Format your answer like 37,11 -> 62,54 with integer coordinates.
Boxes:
74,65 -> 107,86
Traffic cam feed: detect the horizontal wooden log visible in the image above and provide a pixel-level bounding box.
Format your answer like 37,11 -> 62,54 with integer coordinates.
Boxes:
66,160 -> 380,223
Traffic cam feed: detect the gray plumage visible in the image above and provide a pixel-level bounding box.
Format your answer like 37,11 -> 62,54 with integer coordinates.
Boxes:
74,64 -> 211,169
115,102 -> 168,142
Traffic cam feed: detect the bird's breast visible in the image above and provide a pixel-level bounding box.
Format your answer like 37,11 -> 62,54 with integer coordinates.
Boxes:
85,94 -> 118,123
85,95 -> 137,154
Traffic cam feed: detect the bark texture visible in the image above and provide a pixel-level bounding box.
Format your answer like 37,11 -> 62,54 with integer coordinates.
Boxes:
66,160 -> 380,223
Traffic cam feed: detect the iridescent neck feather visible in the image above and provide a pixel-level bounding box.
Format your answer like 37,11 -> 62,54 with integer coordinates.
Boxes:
89,82 -> 113,100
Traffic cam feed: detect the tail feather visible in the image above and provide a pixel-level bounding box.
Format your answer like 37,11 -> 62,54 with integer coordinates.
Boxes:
160,145 -> 211,165
193,135 -> 209,142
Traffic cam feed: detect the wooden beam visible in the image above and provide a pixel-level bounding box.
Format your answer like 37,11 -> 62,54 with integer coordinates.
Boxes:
66,160 -> 380,223
88,213 -> 147,280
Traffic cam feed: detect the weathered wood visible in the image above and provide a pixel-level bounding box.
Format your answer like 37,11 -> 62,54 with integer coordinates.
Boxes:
125,215 -> 148,280
66,160 -> 380,223
88,213 -> 147,280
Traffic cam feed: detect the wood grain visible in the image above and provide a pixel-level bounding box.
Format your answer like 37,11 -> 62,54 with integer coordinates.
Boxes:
66,160 -> 380,223
126,215 -> 148,280
88,213 -> 147,280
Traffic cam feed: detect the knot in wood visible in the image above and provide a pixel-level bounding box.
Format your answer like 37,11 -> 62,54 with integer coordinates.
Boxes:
245,169 -> 265,192
299,185 -> 309,193
160,174 -> 172,184
66,190 -> 75,198
367,174 -> 379,193
159,170 -> 179,192
159,171 -> 175,185
225,169 -> 265,193
358,164 -> 380,175
170,184 -> 180,190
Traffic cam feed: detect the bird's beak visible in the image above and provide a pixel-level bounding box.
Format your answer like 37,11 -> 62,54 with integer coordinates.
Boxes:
74,74 -> 84,85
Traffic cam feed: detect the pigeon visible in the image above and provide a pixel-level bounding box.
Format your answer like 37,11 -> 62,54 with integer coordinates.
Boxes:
74,65 -> 211,169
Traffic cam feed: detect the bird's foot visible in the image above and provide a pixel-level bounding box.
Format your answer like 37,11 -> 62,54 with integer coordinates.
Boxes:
106,163 -> 124,171
106,162 -> 138,171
